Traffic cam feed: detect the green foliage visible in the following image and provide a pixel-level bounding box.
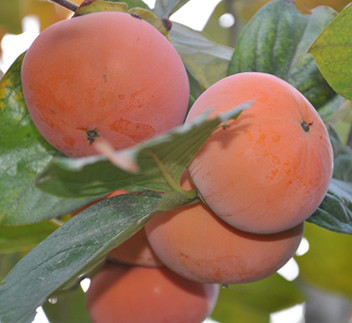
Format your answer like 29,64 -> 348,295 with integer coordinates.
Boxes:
0,21 -> 249,318
74,0 -> 171,39
171,22 -> 234,89
307,126 -> 352,233
74,0 -> 130,15
153,0 -> 190,17
0,191 -> 162,323
228,0 -> 337,109
324,100 -> 352,145
328,124 -> 352,182
0,221 -> 58,254
0,253 -> 22,280
35,104 -> 248,199
310,3 -> 352,101
43,287 -> 92,323
308,179 -> 352,234
2,0 -> 352,321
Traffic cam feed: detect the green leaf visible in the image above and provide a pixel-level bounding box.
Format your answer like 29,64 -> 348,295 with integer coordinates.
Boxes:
0,253 -> 22,280
211,274 -> 305,323
74,0 -> 129,15
307,124 -> 352,234
43,287 -> 92,323
310,3 -> 352,101
328,124 -> 352,182
317,94 -> 346,120
75,0 -> 149,14
308,178 -> 352,234
121,0 -> 149,8
296,222 -> 352,298
171,22 -> 234,89
0,191 -> 162,323
153,0 -> 190,18
74,1 -> 171,39
325,100 -> 352,145
228,0 -> 337,109
0,54 -> 99,225
0,221 -> 58,254
35,104 -> 250,199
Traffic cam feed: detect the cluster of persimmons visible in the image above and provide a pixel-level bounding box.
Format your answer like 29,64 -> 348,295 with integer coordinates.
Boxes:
21,9 -> 333,323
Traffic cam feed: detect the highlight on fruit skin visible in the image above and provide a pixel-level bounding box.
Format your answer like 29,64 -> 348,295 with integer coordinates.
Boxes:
21,11 -> 189,157
185,72 -> 333,234
145,173 -> 304,285
86,262 -> 220,323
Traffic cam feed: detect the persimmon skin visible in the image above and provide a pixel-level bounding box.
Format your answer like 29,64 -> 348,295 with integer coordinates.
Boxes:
145,175 -> 304,284
86,263 -> 219,323
108,228 -> 162,267
21,11 -> 189,157
185,72 -> 333,234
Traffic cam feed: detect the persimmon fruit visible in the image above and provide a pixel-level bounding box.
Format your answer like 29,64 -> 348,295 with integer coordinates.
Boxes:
185,72 -> 333,234
86,263 -> 219,323
108,228 -> 162,267
21,11 -> 189,157
145,174 -> 304,284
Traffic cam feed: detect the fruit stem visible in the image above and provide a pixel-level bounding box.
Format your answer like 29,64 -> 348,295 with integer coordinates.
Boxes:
49,0 -> 79,12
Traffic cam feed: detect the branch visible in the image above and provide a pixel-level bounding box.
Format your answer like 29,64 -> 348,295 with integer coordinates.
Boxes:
49,0 -> 79,12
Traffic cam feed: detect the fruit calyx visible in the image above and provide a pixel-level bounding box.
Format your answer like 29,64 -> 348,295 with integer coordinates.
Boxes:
301,120 -> 313,132
86,129 -> 100,144
74,0 -> 172,39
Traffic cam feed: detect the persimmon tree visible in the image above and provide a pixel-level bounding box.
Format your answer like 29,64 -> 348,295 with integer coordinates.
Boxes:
0,0 -> 352,322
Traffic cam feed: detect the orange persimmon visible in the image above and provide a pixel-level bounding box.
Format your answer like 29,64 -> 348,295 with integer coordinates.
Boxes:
21,11 -> 189,157
185,72 -> 333,234
86,263 -> 219,323
145,174 -> 304,284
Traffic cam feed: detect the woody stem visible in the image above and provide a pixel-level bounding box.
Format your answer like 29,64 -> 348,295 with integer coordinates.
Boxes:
49,0 -> 79,12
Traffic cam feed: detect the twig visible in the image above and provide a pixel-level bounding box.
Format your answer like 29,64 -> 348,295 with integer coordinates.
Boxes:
49,0 -> 79,12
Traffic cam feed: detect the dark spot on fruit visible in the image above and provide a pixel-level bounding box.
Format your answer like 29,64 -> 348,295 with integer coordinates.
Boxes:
221,124 -> 229,130
102,74 -> 108,82
87,129 -> 100,144
131,13 -> 142,19
162,18 -> 172,31
301,121 -> 313,132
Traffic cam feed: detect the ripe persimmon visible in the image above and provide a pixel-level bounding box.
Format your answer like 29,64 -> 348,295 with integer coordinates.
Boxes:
108,228 -> 162,267
72,190 -> 161,267
185,72 -> 333,234
145,174 -> 304,284
86,263 -> 219,323
21,11 -> 189,157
